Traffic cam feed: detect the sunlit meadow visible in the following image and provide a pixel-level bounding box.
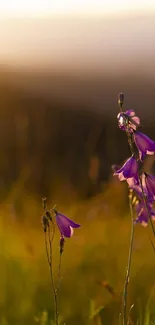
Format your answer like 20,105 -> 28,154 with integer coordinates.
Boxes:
1,160 -> 155,324
0,1 -> 155,324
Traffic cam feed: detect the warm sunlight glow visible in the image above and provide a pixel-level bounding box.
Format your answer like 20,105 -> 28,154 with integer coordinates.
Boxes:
0,0 -> 155,18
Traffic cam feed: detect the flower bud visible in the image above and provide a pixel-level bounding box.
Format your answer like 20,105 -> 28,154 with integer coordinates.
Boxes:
118,93 -> 124,108
42,197 -> 47,210
41,215 -> 49,233
60,236 -> 65,254
46,210 -> 52,221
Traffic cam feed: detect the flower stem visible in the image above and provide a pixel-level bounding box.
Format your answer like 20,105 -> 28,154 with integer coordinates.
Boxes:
57,253 -> 62,295
122,190 -> 135,325
47,224 -> 59,325
42,199 -> 62,325
55,251 -> 63,319
44,231 -> 58,324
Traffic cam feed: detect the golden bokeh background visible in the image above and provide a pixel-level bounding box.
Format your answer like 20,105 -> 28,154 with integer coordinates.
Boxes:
0,2 -> 155,324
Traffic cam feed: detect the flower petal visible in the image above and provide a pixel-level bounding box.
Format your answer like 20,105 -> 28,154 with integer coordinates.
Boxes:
144,173 -> 155,200
58,213 -> 80,228
117,110 -> 140,131
146,150 -> 154,155
117,113 -> 127,130
134,131 -> 155,161
129,116 -> 140,130
70,226 -> 74,237
127,177 -> 137,186
55,212 -> 80,238
125,109 -> 135,117
117,171 -> 126,181
114,156 -> 138,183
134,202 -> 148,226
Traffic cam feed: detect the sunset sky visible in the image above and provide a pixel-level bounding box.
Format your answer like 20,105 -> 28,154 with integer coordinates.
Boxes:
0,0 -> 155,17
0,0 -> 155,75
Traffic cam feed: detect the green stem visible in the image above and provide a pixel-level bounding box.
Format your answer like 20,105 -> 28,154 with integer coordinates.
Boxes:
122,190 -> 135,325
48,225 -> 59,325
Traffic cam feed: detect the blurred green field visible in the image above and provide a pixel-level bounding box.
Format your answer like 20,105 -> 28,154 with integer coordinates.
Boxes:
1,177 -> 155,325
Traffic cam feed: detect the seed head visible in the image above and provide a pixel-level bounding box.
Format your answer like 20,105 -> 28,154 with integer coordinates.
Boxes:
42,197 -> 47,210
45,210 -> 52,221
41,215 -> 49,233
118,93 -> 124,108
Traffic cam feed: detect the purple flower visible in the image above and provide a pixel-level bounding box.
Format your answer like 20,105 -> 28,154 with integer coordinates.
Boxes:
130,177 -> 155,205
114,156 -> 139,185
130,183 -> 143,199
54,210 -> 80,238
134,200 -> 155,227
142,172 -> 155,201
134,131 -> 155,161
117,110 -> 140,131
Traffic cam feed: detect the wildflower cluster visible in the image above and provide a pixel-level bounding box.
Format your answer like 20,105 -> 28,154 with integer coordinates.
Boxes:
114,94 -> 155,226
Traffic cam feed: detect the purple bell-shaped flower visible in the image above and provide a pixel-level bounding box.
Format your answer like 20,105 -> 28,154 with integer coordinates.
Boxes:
134,131 -> 155,161
114,155 -> 139,185
54,210 -> 80,238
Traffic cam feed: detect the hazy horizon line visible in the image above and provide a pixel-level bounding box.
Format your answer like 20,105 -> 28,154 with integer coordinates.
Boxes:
0,9 -> 155,20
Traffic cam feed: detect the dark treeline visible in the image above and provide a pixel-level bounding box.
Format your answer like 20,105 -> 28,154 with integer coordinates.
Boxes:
0,68 -> 155,200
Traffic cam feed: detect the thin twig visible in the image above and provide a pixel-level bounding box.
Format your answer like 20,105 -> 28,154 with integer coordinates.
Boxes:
122,191 -> 135,325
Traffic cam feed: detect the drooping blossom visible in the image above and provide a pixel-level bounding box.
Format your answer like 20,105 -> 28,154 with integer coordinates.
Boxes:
142,172 -> 155,201
134,200 -> 155,227
134,131 -> 155,161
54,210 -> 80,238
117,110 -> 140,131
114,156 -> 139,185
